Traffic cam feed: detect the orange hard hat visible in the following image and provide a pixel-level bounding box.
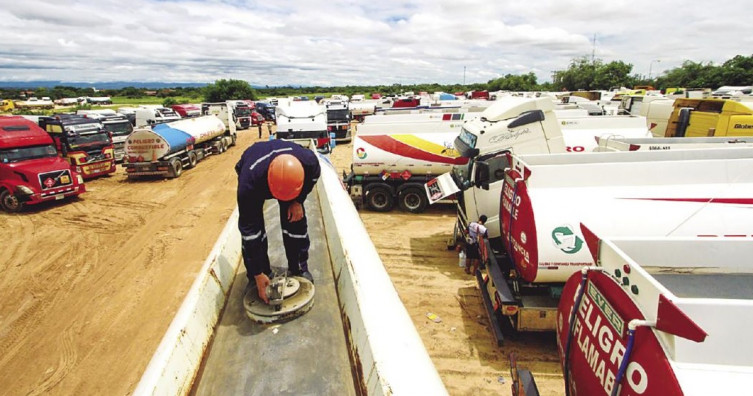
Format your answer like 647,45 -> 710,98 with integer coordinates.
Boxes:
268,154 -> 304,201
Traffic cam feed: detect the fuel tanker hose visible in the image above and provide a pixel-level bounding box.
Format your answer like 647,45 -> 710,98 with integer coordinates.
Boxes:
506,178 -> 521,263
563,268 -> 589,396
611,320 -> 651,396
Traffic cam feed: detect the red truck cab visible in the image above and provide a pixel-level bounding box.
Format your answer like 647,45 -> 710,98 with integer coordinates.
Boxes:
0,116 -> 86,212
469,90 -> 490,100
392,97 -> 421,108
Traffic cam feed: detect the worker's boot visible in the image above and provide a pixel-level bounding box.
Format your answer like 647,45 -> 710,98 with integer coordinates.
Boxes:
299,261 -> 314,284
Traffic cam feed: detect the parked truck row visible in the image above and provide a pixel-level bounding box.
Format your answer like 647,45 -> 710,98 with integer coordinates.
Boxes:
345,97 -> 651,215
418,98 -> 753,344
0,101 -> 243,211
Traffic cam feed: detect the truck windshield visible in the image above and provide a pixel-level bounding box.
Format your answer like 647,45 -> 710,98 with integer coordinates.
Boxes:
0,144 -> 58,163
328,109 -> 350,122
105,121 -> 133,137
235,107 -> 251,117
458,127 -> 477,149
68,132 -> 111,149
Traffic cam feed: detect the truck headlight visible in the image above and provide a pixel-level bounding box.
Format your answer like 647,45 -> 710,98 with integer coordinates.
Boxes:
17,185 -> 34,195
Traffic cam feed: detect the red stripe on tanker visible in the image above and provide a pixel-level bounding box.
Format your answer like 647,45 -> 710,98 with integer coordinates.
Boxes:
500,147 -> 753,283
358,135 -> 469,165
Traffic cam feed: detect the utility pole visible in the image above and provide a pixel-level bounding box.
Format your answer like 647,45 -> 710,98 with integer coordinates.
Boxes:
648,59 -> 661,80
591,34 -> 596,65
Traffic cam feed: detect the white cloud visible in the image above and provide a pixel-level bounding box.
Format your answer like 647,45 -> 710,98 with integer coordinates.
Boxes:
0,0 -> 749,85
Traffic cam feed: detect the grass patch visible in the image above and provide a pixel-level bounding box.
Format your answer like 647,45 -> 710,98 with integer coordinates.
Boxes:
111,96 -> 201,105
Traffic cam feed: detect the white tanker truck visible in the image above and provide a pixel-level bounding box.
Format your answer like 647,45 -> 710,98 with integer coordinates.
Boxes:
553,235 -> 753,396
344,115 -> 475,212
478,147 -> 753,344
123,114 -> 236,179
514,234 -> 753,395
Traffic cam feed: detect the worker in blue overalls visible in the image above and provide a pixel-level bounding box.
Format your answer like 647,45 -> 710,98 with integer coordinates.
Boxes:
235,140 -> 321,303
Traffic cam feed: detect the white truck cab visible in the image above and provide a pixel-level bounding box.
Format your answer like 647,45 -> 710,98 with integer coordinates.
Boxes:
428,97 -> 651,241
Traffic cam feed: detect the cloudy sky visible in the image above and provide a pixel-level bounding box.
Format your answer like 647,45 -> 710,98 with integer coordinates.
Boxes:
1,0 -> 751,86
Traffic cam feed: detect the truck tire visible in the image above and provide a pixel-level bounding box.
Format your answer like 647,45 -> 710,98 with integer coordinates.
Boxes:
218,139 -> 227,154
397,185 -> 428,213
169,158 -> 183,178
186,151 -> 198,169
448,221 -> 461,250
0,189 -> 23,213
365,184 -> 394,212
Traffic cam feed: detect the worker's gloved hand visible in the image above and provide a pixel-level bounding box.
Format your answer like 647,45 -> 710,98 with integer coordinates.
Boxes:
287,201 -> 304,222
254,273 -> 270,303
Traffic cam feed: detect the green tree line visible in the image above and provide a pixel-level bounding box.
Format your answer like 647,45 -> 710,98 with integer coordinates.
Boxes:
2,54 -> 751,103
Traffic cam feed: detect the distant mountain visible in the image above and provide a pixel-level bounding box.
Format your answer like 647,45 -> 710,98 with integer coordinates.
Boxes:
0,81 -> 211,89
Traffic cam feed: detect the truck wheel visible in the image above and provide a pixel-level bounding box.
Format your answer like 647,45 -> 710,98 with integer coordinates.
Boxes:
186,151 -> 198,169
169,158 -> 183,178
398,186 -> 428,213
218,140 -> 227,153
0,189 -> 24,213
365,184 -> 394,212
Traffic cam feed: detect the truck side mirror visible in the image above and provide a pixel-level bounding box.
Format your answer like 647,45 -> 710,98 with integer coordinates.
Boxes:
507,110 -> 545,128
474,161 -> 490,190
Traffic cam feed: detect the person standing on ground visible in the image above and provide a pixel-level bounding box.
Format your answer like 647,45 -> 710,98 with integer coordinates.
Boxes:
235,139 -> 321,303
465,215 -> 488,275
257,120 -> 263,139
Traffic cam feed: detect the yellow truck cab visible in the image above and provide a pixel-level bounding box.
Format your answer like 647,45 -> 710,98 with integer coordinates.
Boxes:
665,98 -> 753,137
0,99 -> 15,112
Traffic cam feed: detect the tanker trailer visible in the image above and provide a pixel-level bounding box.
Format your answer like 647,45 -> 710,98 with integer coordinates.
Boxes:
478,147 -> 753,343
123,115 -> 232,179
551,235 -> 753,396
344,121 -> 469,213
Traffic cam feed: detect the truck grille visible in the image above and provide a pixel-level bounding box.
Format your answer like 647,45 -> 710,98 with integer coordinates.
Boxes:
38,169 -> 74,190
87,151 -> 106,162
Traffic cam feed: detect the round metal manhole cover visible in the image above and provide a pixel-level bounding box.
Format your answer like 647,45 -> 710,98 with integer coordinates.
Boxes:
244,277 -> 315,324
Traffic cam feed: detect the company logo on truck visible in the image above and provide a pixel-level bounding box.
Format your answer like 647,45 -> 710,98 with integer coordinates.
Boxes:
733,124 -> 753,129
551,225 -> 583,254
356,147 -> 367,159
489,127 -> 531,143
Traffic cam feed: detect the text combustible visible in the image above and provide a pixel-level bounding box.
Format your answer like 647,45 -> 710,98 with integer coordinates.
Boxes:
128,143 -> 166,151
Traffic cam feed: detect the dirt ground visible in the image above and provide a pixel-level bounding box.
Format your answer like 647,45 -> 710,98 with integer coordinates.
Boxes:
0,121 -> 563,395
330,135 -> 564,396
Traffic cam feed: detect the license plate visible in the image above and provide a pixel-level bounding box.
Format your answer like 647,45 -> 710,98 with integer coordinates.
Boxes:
55,194 -> 65,200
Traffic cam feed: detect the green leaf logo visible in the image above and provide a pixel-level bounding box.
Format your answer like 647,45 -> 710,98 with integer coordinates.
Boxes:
551,225 -> 583,254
